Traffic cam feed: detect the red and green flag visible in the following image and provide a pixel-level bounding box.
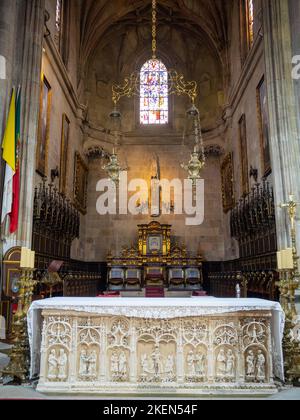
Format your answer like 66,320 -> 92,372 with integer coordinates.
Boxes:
10,89 -> 21,234
1,87 -> 21,234
1,89 -> 16,226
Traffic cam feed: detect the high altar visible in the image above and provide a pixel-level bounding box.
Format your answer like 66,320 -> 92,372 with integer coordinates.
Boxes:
29,297 -> 284,396
107,222 -> 203,290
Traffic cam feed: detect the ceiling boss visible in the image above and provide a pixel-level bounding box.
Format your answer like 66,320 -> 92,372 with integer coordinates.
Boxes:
104,0 -> 205,184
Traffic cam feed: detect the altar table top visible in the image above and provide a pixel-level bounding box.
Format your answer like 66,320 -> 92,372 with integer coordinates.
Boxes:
28,297 -> 284,380
28,296 -> 282,317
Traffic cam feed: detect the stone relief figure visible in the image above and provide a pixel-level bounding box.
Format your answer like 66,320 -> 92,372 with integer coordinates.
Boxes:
141,354 -> 150,375
119,351 -> 128,377
246,350 -> 255,377
186,350 -> 206,379
88,350 -> 97,378
187,351 -> 196,376
139,349 -> 175,382
164,355 -> 175,380
195,352 -> 206,376
152,346 -> 162,376
79,349 -> 98,380
226,349 -> 235,378
47,349 -> 58,380
79,349 -> 89,377
57,349 -> 68,381
111,351 -> 119,376
216,348 -> 226,378
111,350 -> 128,381
256,350 -> 266,381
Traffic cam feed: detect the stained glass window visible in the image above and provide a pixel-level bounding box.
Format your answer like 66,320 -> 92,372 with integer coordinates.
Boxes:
55,0 -> 63,50
247,0 -> 254,46
140,59 -> 169,125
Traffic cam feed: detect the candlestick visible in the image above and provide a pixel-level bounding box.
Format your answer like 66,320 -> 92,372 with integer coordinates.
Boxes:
26,248 -> 31,268
277,251 -> 283,270
30,251 -> 35,269
285,248 -> 294,270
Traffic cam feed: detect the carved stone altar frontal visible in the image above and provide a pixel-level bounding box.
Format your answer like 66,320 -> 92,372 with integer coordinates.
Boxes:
37,309 -> 277,395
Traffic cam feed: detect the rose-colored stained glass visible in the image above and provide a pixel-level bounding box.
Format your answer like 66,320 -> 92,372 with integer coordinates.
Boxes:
140,59 -> 168,125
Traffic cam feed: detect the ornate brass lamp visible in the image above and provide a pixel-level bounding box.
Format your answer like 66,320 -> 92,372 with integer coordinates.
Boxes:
181,104 -> 206,184
103,152 -> 124,184
103,106 -> 124,183
181,151 -> 205,185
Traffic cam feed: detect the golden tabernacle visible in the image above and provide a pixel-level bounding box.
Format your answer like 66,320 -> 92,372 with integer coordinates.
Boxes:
107,222 -> 203,290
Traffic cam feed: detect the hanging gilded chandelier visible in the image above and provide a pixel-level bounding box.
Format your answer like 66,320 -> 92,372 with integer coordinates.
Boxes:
104,0 -> 205,184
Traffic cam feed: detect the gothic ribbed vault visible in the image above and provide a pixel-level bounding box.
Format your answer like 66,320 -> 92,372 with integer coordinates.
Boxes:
79,0 -> 232,85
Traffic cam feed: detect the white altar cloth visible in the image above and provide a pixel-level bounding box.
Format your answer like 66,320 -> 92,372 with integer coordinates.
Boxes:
28,296 -> 284,382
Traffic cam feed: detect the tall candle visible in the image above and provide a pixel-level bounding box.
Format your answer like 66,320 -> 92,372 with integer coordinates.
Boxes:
20,247 -> 27,268
281,250 -> 287,269
277,251 -> 283,270
286,248 -> 294,269
30,251 -> 35,269
25,248 -> 31,268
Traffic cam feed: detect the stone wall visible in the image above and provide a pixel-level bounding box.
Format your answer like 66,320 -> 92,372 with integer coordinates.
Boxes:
2,0 -> 290,265
38,50 -> 83,198
56,0 -> 267,263
75,144 -> 225,262
222,0 -> 266,260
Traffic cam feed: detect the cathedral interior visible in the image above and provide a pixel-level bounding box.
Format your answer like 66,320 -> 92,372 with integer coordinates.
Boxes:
0,0 -> 300,400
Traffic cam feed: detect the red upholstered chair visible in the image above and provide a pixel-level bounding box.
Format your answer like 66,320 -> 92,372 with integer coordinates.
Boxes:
145,267 -> 165,287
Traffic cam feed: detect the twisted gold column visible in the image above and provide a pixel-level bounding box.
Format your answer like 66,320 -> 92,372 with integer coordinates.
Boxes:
1,268 -> 36,384
279,196 -> 300,384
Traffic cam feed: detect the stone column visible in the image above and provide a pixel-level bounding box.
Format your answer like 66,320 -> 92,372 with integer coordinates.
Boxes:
3,0 -> 45,254
0,0 -> 17,300
0,0 -> 16,139
289,1 -> 300,158
263,0 -> 300,251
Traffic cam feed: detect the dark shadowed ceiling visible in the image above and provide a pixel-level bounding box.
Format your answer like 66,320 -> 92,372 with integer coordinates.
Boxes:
79,0 -> 232,80
78,0 -> 232,134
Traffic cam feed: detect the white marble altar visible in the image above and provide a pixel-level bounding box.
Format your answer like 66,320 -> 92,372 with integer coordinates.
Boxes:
28,297 -> 284,396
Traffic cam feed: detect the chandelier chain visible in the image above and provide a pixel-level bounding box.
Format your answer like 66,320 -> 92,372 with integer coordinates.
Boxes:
152,0 -> 157,59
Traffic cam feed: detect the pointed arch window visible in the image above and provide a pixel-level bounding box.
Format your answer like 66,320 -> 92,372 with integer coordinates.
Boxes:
240,0 -> 255,63
140,59 -> 169,125
55,0 -> 63,50
247,0 -> 254,47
